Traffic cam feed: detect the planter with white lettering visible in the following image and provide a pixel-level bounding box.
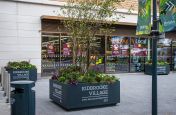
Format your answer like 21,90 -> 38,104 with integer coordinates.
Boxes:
49,79 -> 120,110
6,68 -> 37,81
144,64 -> 170,75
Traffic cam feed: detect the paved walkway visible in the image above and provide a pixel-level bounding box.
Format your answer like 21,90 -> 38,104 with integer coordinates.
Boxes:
1,73 -> 176,115
0,90 -> 10,115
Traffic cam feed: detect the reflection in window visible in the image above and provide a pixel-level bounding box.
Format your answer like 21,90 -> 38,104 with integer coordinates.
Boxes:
130,38 -> 148,72
106,36 -> 129,73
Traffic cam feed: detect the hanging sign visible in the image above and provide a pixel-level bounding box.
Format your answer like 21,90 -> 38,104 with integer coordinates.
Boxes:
159,0 -> 176,32
47,43 -> 55,54
136,0 -> 151,35
111,37 -> 121,56
63,43 -> 71,56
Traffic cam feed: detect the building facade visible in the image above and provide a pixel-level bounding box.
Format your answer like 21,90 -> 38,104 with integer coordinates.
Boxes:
0,0 -> 176,76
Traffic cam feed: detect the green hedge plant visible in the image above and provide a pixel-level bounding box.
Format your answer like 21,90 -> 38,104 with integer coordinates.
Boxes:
6,61 -> 36,69
145,60 -> 169,66
53,66 -> 119,84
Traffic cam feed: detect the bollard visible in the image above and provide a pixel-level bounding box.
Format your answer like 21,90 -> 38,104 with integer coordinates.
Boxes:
6,73 -> 11,103
0,67 -> 12,103
3,69 -> 6,91
1,67 -> 4,88
3,71 -> 8,97
0,74 -> 1,87
1,67 -> 4,90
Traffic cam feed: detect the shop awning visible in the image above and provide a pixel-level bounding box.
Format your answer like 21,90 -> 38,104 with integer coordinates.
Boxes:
41,15 -> 137,26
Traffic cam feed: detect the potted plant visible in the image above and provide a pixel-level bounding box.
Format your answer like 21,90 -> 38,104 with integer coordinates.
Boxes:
49,66 -> 120,110
144,60 -> 170,75
5,61 -> 37,81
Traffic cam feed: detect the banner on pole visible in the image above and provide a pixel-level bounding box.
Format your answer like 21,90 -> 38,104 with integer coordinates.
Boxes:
136,0 -> 151,35
159,0 -> 176,32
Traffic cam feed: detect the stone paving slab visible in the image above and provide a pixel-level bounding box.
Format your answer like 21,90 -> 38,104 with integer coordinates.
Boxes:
1,73 -> 176,115
0,90 -> 10,115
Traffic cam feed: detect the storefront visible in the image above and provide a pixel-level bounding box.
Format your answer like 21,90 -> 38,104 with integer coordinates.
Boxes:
106,36 -> 149,73
41,16 -> 176,75
2,0 -> 176,76
0,0 -> 157,75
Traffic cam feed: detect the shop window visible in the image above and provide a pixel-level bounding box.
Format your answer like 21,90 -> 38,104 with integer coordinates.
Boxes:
130,38 -> 148,72
158,38 -> 171,70
41,35 -> 61,76
89,36 -> 105,72
106,36 -> 129,73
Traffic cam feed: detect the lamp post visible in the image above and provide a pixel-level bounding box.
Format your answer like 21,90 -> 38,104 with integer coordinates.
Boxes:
151,0 -> 159,115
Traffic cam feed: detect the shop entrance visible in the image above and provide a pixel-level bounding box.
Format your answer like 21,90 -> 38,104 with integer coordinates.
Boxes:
106,36 -> 130,73
42,34 -> 59,76
41,33 -> 73,76
130,38 -> 148,72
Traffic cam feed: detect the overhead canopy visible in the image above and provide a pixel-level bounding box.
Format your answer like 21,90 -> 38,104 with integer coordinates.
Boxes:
41,15 -> 176,39
41,15 -> 137,26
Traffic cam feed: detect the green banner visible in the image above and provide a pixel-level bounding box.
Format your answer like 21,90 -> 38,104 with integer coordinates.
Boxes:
136,0 -> 151,35
160,0 -> 176,32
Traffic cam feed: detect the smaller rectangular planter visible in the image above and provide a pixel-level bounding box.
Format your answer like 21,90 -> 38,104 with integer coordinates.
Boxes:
6,68 -> 37,81
49,79 -> 120,110
144,64 -> 170,75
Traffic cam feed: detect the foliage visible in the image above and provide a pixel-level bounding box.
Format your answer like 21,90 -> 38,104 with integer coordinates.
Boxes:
6,61 -> 37,69
60,66 -> 81,74
53,66 -> 119,84
145,60 -> 169,65
58,0 -> 131,72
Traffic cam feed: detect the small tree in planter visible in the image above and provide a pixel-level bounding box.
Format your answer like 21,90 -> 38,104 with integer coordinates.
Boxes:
49,0 -> 133,110
144,60 -> 170,75
5,61 -> 37,81
58,0 -> 133,72
50,66 -> 120,110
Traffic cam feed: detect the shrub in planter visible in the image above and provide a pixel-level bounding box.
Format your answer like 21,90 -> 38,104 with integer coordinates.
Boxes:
50,66 -> 120,110
145,60 -> 169,66
144,60 -> 170,75
5,61 -> 37,81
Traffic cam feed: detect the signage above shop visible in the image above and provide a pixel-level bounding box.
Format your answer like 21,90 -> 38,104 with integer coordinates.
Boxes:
135,38 -> 147,44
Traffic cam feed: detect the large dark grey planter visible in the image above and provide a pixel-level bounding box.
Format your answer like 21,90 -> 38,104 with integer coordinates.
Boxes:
7,68 -> 37,81
144,64 -> 170,75
49,79 -> 120,110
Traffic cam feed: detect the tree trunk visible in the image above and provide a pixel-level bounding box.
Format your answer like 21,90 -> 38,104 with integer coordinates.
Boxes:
86,39 -> 90,71
72,37 -> 77,65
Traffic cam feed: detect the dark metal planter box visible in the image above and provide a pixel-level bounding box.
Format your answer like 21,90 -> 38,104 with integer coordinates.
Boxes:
144,64 -> 170,75
6,68 -> 37,81
49,79 -> 120,110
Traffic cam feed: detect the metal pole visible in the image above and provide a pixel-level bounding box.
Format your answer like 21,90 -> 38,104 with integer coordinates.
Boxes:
129,37 -> 131,72
104,35 -> 107,73
59,33 -> 61,73
152,0 -> 159,115
171,41 -> 173,71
